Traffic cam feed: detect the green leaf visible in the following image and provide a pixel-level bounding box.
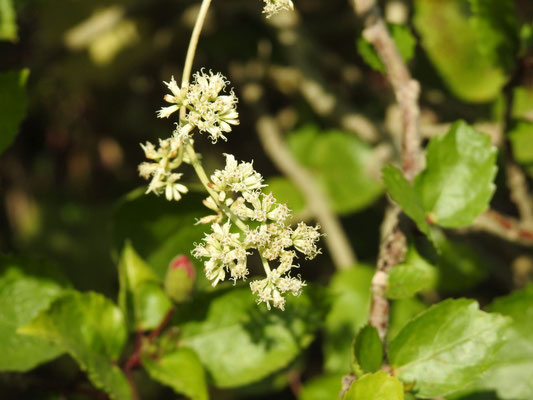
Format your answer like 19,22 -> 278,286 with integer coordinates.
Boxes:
287,127 -> 383,215
344,371 -> 404,400
172,285 -> 323,388
0,0 -> 17,41
512,87 -> 533,121
118,241 -> 172,331
0,69 -> 29,154
0,255 -> 69,371
357,24 -> 416,73
19,292 -> 133,400
414,121 -> 497,228
324,266 -> 374,374
414,0 -> 507,102
382,164 -> 429,235
112,188 -> 207,285
468,0 -> 519,73
352,324 -> 383,375
265,176 -> 306,214
389,298 -> 509,398
509,121 -> 533,164
299,374 -> 344,400
386,246 -> 437,299
476,285 -> 533,399
387,297 -> 427,344
142,347 -> 208,400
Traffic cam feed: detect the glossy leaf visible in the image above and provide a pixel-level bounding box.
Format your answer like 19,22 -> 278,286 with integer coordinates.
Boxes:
0,69 -> 29,154
0,256 -> 68,371
389,298 -> 509,398
414,121 -> 497,227
386,246 -> 437,299
343,371 -> 403,400
118,241 -> 172,331
172,285 -> 323,388
324,266 -> 373,374
352,324 -> 383,375
477,285 -> 533,399
287,127 -> 383,215
414,0 -> 507,102
142,347 -> 208,400
19,292 -> 133,400
382,164 -> 429,235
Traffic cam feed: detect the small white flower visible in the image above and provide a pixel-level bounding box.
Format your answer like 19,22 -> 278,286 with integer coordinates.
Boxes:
185,71 -> 240,142
157,76 -> 188,118
211,154 -> 265,196
262,0 -> 294,18
291,222 -> 321,259
250,268 -> 305,310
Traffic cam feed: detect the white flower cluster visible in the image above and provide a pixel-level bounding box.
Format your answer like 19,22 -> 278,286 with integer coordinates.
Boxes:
262,0 -> 294,18
138,132 -> 190,201
193,154 -> 321,310
157,70 -> 239,143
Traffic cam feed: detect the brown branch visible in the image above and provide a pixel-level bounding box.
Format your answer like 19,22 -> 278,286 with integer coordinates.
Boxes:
350,0 -> 422,347
351,1 -> 421,181
122,308 -> 175,400
472,210 -> 533,246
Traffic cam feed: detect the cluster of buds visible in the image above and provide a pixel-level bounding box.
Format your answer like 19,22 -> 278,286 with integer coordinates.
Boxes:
262,0 -> 294,18
193,154 -> 321,310
140,69 -> 321,310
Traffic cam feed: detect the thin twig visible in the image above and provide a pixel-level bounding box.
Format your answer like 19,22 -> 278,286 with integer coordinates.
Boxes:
351,1 -> 421,181
256,116 -> 357,270
350,0 -> 422,345
472,210 -> 533,246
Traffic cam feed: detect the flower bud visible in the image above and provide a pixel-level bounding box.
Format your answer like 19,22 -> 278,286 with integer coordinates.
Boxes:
164,255 -> 196,303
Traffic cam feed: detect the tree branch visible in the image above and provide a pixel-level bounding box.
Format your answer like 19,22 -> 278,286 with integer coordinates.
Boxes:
350,0 -> 422,345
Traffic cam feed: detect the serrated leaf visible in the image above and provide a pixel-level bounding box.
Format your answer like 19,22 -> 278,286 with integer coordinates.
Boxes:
118,241 -> 172,331
0,255 -> 69,371
287,127 -> 383,215
352,324 -> 383,375
414,0 -> 507,102
357,24 -> 416,73
171,285 -> 323,388
142,347 -> 208,400
476,285 -> 533,399
509,121 -> 533,164
468,0 -> 518,73
344,371 -> 404,400
386,246 -> 437,299
299,374 -> 344,400
389,298 -> 509,398
324,266 -> 373,374
112,189 -> 208,287
414,121 -> 497,228
19,292 -> 133,400
0,0 -> 17,41
0,69 -> 29,154
382,164 -> 430,235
